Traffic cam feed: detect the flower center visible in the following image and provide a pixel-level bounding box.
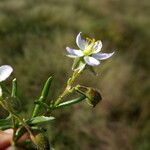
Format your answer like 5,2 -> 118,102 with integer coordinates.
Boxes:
83,38 -> 95,56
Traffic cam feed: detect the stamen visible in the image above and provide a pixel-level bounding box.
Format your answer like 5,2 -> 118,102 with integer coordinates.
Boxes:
86,37 -> 95,44
84,38 -> 96,55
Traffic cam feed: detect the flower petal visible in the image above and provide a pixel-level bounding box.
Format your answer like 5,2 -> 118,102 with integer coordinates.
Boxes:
0,65 -> 13,82
66,47 -> 84,58
76,32 -> 86,50
92,52 -> 114,60
93,41 -> 102,53
0,86 -> 2,97
84,56 -> 100,66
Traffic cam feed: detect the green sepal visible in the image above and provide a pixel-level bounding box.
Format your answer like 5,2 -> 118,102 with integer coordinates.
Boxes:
72,58 -> 86,72
72,58 -> 80,70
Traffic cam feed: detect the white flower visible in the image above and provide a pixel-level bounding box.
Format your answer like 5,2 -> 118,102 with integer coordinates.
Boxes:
66,32 -> 114,69
0,65 -> 13,97
0,65 -> 13,82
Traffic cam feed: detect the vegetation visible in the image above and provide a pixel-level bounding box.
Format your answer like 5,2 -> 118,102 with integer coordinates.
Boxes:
0,0 -> 149,149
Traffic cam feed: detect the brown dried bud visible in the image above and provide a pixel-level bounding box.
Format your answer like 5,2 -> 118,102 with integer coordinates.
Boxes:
86,88 -> 102,107
76,85 -> 102,107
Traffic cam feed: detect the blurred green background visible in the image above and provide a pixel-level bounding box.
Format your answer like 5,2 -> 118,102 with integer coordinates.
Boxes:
0,0 -> 149,149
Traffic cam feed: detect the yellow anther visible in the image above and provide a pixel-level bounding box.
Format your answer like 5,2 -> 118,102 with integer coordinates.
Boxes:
84,38 -> 96,55
86,37 -> 95,44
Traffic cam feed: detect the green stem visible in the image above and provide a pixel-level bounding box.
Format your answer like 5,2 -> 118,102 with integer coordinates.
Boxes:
54,70 -> 81,106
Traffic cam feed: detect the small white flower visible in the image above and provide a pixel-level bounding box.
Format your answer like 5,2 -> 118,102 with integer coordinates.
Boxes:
0,65 -> 13,82
66,32 -> 114,70
0,65 -> 13,97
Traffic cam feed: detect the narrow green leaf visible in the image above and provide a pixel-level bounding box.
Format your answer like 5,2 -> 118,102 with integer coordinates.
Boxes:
28,116 -> 55,125
41,77 -> 53,100
11,78 -> 17,98
32,77 -> 53,117
53,96 -> 86,110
